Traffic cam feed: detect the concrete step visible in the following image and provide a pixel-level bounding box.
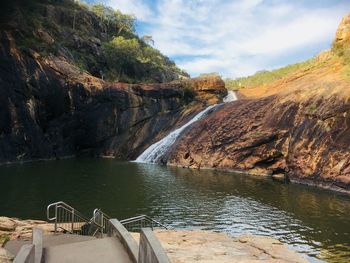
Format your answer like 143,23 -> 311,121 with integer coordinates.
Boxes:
4,234 -> 96,256
45,237 -> 132,263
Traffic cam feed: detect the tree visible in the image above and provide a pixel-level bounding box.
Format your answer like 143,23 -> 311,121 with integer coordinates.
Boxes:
91,4 -> 107,21
91,4 -> 135,36
102,36 -> 141,81
141,35 -> 154,46
113,10 -> 136,34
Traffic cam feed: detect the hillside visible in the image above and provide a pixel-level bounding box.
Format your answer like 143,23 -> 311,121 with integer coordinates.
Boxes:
225,13 -> 350,98
167,13 -> 350,193
0,0 -> 226,164
0,0 -> 188,83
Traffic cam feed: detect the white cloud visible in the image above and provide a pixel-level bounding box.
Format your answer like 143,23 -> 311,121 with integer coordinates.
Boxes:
105,0 -> 349,78
105,0 -> 153,21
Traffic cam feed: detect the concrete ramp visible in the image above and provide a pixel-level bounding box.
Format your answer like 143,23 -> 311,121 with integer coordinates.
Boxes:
5,234 -> 96,256
45,237 -> 132,263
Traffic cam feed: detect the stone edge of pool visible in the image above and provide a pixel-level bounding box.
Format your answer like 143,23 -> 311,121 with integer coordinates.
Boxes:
0,216 -> 307,263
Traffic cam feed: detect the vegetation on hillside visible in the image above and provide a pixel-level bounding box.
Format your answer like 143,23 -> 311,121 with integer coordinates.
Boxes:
225,59 -> 316,90
333,38 -> 350,64
226,14 -> 350,90
1,0 -> 188,83
332,35 -> 350,79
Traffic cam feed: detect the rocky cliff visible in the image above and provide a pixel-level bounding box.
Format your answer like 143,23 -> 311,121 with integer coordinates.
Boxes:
0,1 -> 227,164
167,14 -> 350,193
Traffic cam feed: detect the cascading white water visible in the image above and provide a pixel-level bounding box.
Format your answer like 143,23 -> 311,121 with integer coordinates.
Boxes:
223,90 -> 237,102
135,105 -> 217,163
135,90 -> 237,164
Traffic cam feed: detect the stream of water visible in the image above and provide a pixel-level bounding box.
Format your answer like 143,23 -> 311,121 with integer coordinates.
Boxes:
135,91 -> 237,163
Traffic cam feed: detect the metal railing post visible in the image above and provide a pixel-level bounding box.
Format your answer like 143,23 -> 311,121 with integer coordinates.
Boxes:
71,209 -> 75,233
101,213 -> 104,234
54,205 -> 58,233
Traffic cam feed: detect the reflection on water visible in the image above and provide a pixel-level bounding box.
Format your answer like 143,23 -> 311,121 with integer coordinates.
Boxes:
0,159 -> 349,262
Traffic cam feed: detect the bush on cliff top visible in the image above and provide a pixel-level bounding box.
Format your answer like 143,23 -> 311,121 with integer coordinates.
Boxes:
102,36 -> 186,83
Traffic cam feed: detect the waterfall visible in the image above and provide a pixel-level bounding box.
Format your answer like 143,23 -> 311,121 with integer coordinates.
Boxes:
223,90 -> 237,102
135,90 -> 237,164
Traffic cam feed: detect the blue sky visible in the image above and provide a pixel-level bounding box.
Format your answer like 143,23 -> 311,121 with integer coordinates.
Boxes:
86,0 -> 349,78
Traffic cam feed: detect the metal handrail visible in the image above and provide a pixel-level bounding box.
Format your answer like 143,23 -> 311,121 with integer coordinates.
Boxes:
47,201 -> 89,222
47,201 -> 102,236
120,215 -> 168,232
92,208 -> 111,236
47,202 -> 167,236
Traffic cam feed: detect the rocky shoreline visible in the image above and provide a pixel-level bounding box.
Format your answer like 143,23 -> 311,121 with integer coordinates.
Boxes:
132,230 -> 308,263
0,217 -> 56,244
0,217 -> 57,262
168,163 -> 350,196
0,217 -> 307,263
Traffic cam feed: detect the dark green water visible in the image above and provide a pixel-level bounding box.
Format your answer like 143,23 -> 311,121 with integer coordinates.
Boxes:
0,159 -> 349,262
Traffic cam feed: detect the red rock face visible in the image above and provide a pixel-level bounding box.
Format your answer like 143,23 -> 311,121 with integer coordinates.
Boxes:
167,93 -> 350,193
167,14 -> 350,193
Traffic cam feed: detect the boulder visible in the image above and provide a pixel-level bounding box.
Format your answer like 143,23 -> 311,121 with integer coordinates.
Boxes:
334,13 -> 350,51
0,218 -> 15,232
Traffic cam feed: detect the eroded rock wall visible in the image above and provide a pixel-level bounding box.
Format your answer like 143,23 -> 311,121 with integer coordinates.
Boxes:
0,31 -> 226,163
167,93 -> 350,191
167,13 -> 350,192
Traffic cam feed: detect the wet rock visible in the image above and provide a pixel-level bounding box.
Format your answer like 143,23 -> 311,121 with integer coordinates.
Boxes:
272,173 -> 286,182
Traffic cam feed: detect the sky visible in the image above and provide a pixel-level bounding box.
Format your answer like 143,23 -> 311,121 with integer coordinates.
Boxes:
86,0 -> 349,78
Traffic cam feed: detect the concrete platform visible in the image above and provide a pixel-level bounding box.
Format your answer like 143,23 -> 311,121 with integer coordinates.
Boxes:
44,237 -> 132,263
5,234 -> 96,256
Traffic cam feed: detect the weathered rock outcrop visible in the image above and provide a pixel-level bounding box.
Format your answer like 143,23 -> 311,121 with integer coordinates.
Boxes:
0,25 -> 226,163
334,13 -> 350,53
132,230 -> 307,263
0,217 -> 55,242
0,0 -> 230,163
0,30 -> 226,164
167,14 -> 350,193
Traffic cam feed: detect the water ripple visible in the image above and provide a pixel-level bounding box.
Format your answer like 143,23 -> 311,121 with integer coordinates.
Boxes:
0,159 -> 349,262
